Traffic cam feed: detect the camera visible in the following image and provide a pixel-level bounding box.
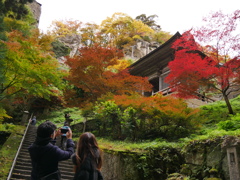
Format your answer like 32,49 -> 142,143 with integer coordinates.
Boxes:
61,128 -> 69,133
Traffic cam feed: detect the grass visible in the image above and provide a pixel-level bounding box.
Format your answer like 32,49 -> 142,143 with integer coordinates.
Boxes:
0,125 -> 25,179
95,138 -> 184,153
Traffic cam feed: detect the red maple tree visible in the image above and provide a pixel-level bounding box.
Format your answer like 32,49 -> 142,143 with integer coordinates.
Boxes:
64,44 -> 152,107
166,10 -> 240,114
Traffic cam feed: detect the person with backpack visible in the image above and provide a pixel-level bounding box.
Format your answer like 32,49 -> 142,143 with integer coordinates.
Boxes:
72,132 -> 104,180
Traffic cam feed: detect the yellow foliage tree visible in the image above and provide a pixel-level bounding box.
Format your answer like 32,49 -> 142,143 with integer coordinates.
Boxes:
50,19 -> 82,37
100,12 -> 154,49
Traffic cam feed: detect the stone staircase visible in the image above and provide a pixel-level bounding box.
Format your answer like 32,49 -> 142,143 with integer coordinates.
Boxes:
186,98 -> 209,108
8,124 -> 75,180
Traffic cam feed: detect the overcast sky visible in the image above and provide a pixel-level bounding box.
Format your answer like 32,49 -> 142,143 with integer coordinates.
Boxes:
36,0 -> 239,34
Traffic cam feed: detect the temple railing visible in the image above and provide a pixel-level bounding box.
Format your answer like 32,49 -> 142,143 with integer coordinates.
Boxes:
152,87 -> 215,103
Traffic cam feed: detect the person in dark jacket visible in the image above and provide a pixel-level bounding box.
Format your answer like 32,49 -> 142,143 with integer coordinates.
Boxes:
31,116 -> 37,125
72,132 -> 103,180
28,121 -> 75,180
64,113 -> 73,126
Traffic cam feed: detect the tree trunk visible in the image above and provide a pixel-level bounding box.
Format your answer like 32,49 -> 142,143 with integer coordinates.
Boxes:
112,114 -> 121,139
223,93 -> 234,114
83,117 -> 87,133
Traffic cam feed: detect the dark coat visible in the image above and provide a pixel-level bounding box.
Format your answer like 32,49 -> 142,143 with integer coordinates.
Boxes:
72,151 -> 103,180
28,138 -> 75,180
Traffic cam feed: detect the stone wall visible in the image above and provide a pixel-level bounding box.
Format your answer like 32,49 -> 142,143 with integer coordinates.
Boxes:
28,0 -> 41,27
71,119 -> 100,137
101,152 -> 142,180
72,121 -> 236,179
97,136 -> 240,180
183,137 -> 229,179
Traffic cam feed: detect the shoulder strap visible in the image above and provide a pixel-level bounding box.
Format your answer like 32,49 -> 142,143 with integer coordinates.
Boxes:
91,158 -> 99,180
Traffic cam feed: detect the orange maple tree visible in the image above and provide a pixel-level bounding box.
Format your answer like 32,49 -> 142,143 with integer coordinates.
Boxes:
166,10 -> 240,114
64,44 -> 152,106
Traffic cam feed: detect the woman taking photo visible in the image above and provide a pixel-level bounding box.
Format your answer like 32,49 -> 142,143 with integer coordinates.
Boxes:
72,132 -> 104,180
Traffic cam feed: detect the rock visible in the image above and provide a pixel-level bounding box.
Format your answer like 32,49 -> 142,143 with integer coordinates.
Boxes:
124,40 -> 160,60
28,0 -> 42,27
58,34 -> 82,57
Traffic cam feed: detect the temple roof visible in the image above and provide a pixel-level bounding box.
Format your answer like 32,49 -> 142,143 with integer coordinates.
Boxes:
129,32 -> 181,77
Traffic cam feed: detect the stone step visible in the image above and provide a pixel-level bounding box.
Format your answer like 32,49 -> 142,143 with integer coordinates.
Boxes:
16,157 -> 32,163
18,153 -> 30,160
11,168 -> 31,175
10,173 -> 31,180
18,151 -> 30,156
15,160 -> 32,166
13,164 -> 32,171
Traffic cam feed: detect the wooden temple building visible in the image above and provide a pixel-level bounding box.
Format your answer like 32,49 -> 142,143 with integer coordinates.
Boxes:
128,32 -> 215,107
129,32 -> 181,96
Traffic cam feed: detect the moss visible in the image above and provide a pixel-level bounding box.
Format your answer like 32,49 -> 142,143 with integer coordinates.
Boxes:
0,125 -> 25,179
166,172 -> 188,180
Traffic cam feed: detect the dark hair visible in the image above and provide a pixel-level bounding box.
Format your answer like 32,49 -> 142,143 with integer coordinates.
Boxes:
37,121 -> 56,138
74,132 -> 102,171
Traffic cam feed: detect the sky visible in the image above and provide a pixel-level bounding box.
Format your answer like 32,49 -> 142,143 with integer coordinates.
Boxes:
36,0 -> 239,35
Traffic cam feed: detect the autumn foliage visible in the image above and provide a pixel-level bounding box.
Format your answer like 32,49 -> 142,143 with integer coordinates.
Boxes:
165,31 -> 216,98
1,29 -> 65,100
83,93 -> 199,140
64,44 -> 152,106
166,10 -> 240,114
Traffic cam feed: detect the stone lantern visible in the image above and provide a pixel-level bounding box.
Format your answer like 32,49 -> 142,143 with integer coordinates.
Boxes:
222,136 -> 240,180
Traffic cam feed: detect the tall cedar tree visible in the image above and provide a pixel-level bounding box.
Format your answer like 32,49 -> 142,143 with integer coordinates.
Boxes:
64,44 -> 152,107
166,10 -> 240,114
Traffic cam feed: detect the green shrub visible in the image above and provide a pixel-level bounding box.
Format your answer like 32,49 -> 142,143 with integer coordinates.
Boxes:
217,113 -> 240,131
87,94 -> 200,141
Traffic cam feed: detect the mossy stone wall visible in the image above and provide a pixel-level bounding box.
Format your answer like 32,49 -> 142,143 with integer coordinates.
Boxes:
101,151 -> 142,180
101,137 -> 239,180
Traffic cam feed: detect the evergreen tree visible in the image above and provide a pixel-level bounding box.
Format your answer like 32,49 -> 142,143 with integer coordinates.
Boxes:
2,0 -> 34,19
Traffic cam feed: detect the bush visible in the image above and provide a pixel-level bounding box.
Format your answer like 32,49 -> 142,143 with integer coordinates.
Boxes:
85,93 -> 200,141
217,113 -> 240,131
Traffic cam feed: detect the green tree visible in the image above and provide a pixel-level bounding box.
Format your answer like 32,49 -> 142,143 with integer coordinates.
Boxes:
1,29 -> 66,104
51,40 -> 70,58
1,0 -> 34,20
